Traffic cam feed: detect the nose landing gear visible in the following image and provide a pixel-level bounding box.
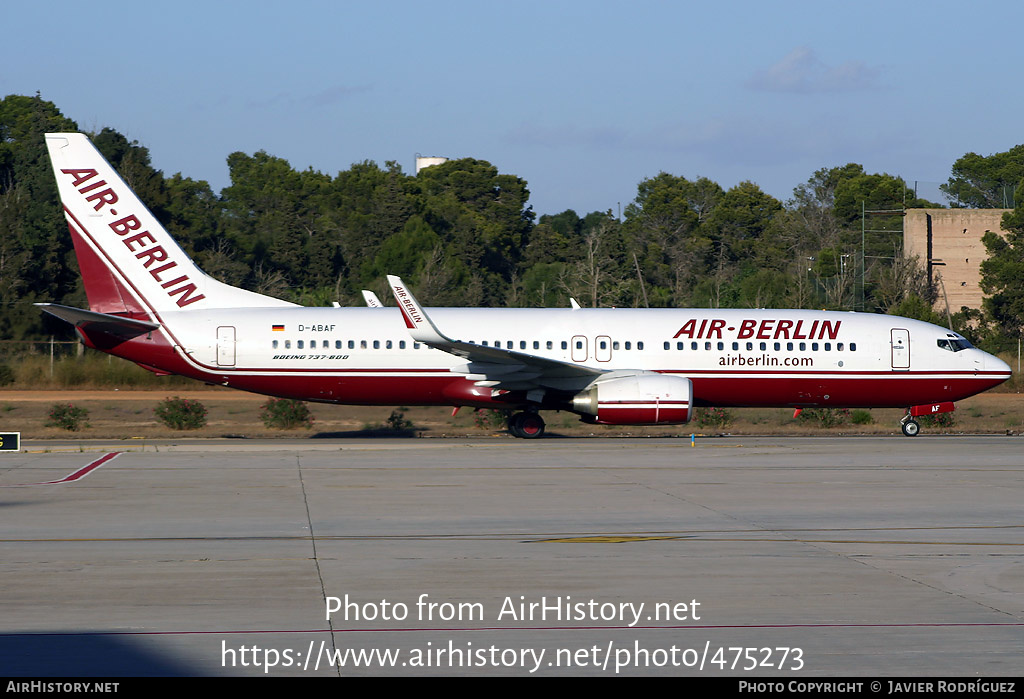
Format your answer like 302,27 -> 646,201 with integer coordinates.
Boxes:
900,414 -> 920,437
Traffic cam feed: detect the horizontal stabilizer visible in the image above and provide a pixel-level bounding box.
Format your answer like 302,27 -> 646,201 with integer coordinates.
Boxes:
36,303 -> 159,344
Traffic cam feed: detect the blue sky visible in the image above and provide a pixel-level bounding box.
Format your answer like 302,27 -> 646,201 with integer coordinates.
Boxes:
5,1 -> 1021,215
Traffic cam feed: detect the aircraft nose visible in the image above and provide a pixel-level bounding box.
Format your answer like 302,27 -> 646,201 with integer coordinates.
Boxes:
987,352 -> 1011,375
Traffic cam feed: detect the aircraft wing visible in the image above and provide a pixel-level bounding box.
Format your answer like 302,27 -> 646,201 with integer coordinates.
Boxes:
386,276 -> 600,393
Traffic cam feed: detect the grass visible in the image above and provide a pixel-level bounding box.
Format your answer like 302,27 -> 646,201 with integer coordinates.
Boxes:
0,350 -> 206,390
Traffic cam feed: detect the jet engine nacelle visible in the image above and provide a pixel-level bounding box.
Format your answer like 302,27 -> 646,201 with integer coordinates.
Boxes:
571,372 -> 692,425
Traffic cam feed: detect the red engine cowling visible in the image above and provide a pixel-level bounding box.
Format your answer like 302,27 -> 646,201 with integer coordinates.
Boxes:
571,373 -> 692,425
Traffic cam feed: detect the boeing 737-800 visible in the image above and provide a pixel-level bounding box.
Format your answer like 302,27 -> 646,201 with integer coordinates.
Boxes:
37,133 -> 1011,437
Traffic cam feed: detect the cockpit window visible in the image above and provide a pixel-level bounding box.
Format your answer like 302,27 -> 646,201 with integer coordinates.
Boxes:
937,338 -> 972,352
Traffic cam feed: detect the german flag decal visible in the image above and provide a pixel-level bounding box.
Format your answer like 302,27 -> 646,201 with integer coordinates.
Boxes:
272,324 -> 284,332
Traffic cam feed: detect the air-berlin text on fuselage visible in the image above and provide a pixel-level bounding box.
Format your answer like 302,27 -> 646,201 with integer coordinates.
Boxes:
60,168 -> 206,308
673,318 -> 841,341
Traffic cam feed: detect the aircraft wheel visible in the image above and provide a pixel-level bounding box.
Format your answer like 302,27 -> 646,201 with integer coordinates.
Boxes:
508,412 -> 545,439
507,413 -> 524,438
901,419 -> 920,437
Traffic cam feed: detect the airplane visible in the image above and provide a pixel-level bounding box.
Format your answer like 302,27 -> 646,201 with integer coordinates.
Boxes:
37,133 -> 1012,438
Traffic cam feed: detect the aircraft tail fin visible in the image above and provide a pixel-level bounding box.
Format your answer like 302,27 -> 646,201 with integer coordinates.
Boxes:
44,133 -> 296,315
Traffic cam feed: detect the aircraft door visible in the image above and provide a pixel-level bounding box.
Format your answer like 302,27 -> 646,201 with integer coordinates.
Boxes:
891,328 -> 910,370
595,335 -> 612,362
217,326 -> 236,367
571,335 -> 588,362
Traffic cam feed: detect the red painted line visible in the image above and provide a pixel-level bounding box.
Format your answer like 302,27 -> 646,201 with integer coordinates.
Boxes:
1,452 -> 120,487
1,620 -> 1022,638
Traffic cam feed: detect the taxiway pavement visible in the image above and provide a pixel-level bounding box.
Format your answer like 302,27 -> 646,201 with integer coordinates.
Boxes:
1,436 -> 1022,676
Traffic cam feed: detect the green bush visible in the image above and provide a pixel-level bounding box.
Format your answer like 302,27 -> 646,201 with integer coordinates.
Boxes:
693,407 -> 733,429
918,411 -> 956,428
798,407 -> 851,428
46,403 -> 90,431
386,409 -> 413,431
260,398 -> 313,429
154,396 -> 207,430
473,408 -> 509,430
851,409 -> 873,425
0,364 -> 14,386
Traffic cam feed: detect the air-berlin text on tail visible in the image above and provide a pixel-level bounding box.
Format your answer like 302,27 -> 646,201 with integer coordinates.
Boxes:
60,168 -> 206,308
674,318 -> 841,341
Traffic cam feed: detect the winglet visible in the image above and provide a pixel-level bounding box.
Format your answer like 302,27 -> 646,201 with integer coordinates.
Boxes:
386,275 -> 449,343
361,290 -> 384,308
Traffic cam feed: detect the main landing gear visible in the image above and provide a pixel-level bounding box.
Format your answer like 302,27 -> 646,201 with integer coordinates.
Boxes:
900,413 -> 920,437
508,411 -> 545,439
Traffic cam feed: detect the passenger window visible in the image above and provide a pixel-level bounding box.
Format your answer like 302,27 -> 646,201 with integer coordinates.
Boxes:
637,341 -> 644,350
399,341 -> 406,349
691,342 -> 698,350
613,341 -> 620,350
310,340 -> 316,349
773,342 -> 780,351
850,343 -> 857,351
273,340 -> 278,349
799,342 -> 805,351
812,342 -> 818,351
285,340 -> 291,349
705,342 -> 712,350
664,342 -> 670,350
837,343 -> 844,351
414,342 -> 421,349
717,342 -> 724,351
600,340 -> 608,350
786,342 -> 793,351
360,340 -> 367,349
348,340 -> 354,349
677,342 -> 685,350
575,340 -> 583,349
732,342 -> 739,351
759,342 -> 766,351
386,340 -> 393,349
373,340 -> 380,349
746,342 -> 753,351
298,340 -> 304,349
624,341 -> 632,350
546,341 -> 553,350
561,341 -> 568,350
533,341 -> 539,350
824,343 -> 831,351
335,340 -> 342,349
520,341 -> 526,349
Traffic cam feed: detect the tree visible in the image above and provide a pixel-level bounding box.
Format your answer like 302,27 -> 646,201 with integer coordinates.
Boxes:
0,94 -> 79,339
942,146 -> 1024,208
978,210 -> 1024,348
623,173 -> 724,306
417,158 -> 533,305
